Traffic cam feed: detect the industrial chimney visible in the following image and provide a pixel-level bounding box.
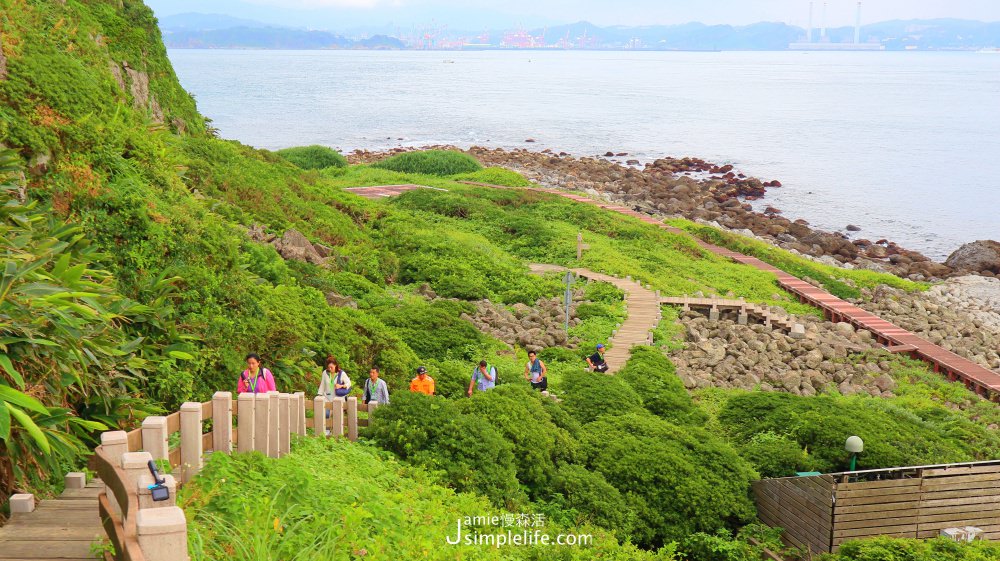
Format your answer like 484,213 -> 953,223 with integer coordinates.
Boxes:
821,2 -> 827,40
807,2 -> 814,43
854,2 -> 862,44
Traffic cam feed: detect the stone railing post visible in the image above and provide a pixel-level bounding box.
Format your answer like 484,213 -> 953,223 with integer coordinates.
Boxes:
179,402 -> 202,483
237,393 -> 255,453
367,401 -> 379,428
102,431 -> 129,517
137,472 -> 178,510
212,392 -> 232,454
121,451 -> 153,521
294,392 -> 306,436
331,397 -> 344,438
136,507 -> 188,561
254,393 -> 270,453
267,391 -> 279,458
141,416 -> 169,461
65,471 -> 86,490
278,393 -> 290,457
346,397 -> 358,442
9,494 -> 35,515
313,395 -> 326,437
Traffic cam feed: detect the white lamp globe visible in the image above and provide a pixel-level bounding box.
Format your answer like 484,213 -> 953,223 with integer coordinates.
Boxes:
845,436 -> 864,454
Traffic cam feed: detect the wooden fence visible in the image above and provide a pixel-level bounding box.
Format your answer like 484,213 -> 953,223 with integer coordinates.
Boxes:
753,460 -> 1000,554
89,391 -> 370,561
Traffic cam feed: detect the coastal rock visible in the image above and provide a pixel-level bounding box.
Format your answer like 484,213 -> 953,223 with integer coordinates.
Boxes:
274,229 -> 325,265
325,292 -> 358,309
846,224 -> 861,232
945,240 -> 1000,274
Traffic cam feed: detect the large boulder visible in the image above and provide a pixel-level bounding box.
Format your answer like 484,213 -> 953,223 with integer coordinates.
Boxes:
274,229 -> 325,265
945,240 -> 1000,274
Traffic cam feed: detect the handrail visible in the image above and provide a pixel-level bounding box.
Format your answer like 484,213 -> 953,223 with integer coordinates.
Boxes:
90,444 -> 145,561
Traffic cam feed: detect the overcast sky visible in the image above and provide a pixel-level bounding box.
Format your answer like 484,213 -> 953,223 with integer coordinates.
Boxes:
147,0 -> 1000,28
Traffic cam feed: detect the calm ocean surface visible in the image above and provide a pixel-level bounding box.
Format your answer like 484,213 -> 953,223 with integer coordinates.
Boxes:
167,49 -> 1000,260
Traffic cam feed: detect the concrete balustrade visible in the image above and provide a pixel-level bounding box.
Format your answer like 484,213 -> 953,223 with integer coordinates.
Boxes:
179,402 -> 202,483
137,473 -> 178,510
331,397 -> 344,438
65,472 -> 86,490
101,430 -> 129,517
295,392 -> 307,436
346,397 -> 358,442
9,494 -> 34,514
267,391 -> 280,458
254,393 -> 270,453
237,393 -> 255,452
212,392 -> 232,454
313,395 -> 326,436
141,416 -> 169,461
121,451 -> 154,523
135,507 -> 188,561
278,393 -> 290,457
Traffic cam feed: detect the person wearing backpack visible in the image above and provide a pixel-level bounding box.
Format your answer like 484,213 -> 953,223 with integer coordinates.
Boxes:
467,360 -> 497,396
363,367 -> 390,405
317,356 -> 352,402
238,353 -> 277,394
524,350 -> 548,392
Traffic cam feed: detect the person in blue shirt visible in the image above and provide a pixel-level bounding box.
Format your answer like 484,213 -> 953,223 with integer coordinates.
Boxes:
467,360 -> 496,396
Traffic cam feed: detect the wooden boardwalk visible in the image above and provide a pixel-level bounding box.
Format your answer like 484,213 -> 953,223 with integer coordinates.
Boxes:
0,479 -> 105,561
517,185 -> 1000,399
342,184 -> 443,199
529,264 -> 661,374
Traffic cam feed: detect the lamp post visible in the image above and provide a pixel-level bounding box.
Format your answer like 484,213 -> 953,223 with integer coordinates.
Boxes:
845,436 -> 864,471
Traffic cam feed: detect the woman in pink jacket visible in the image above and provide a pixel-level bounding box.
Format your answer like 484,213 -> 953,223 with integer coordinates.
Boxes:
238,353 -> 277,394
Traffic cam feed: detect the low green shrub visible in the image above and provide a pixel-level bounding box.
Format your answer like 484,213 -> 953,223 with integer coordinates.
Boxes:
372,150 -> 482,176
363,392 -> 524,507
738,431 -> 815,478
825,536 -> 1000,561
450,167 -> 532,187
548,464 -> 636,538
457,385 -> 577,495
580,412 -> 757,548
617,347 -> 706,426
718,392 -> 991,474
275,145 -> 348,169
560,370 -> 645,424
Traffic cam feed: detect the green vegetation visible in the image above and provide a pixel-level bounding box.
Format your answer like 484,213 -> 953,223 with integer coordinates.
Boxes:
275,145 -> 348,170
181,437 -> 666,561
372,149 -> 482,176
669,218 -> 926,299
4,1 -> 1000,559
715,391 -> 1000,475
451,167 -> 533,187
822,536 -> 1000,561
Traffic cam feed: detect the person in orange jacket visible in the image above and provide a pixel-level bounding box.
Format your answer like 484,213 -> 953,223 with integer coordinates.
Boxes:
409,366 -> 435,395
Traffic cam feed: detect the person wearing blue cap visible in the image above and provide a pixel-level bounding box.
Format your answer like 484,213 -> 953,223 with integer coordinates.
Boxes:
587,344 -> 609,373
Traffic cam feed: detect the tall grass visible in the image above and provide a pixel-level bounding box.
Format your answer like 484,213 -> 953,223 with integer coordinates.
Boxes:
372,150 -> 482,176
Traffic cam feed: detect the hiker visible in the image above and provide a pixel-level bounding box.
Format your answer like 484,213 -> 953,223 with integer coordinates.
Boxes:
363,367 -> 390,405
238,353 -> 277,394
409,366 -> 435,396
317,356 -> 352,401
586,344 -> 609,373
467,360 -> 497,396
524,351 -> 547,391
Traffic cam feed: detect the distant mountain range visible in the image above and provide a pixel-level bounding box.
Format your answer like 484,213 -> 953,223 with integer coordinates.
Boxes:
157,13 -> 1000,51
